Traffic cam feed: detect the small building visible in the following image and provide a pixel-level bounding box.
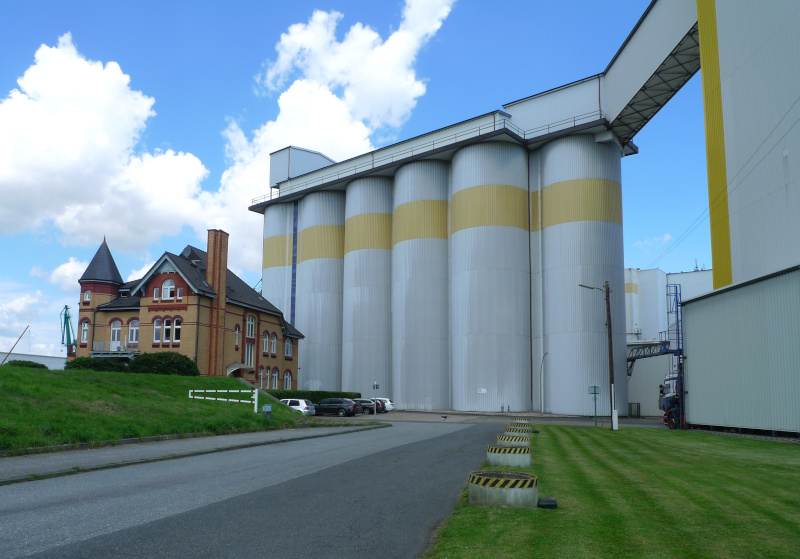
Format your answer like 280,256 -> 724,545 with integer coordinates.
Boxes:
75,229 -> 303,388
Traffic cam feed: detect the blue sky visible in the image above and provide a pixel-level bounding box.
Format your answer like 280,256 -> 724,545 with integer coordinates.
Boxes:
0,0 -> 711,357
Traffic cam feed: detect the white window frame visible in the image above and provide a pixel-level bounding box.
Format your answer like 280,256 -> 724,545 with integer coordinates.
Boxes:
128,320 -> 139,343
234,325 -> 240,347
263,332 -> 269,353
173,318 -> 181,343
177,287 -> 183,301
246,315 -> 255,338
270,333 -> 277,354
283,371 -> 292,390
272,369 -> 279,390
81,320 -> 89,343
83,290 -> 91,302
164,318 -> 172,342
162,279 -> 175,301
153,319 -> 162,342
284,338 -> 292,358
153,287 -> 160,301
245,342 -> 254,367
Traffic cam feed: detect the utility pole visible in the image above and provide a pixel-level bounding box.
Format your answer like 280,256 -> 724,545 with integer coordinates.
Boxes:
604,281 -> 618,431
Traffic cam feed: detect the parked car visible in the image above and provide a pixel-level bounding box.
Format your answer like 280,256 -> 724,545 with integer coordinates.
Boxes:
371,397 -> 394,412
314,398 -> 358,417
353,398 -> 385,414
280,398 -> 315,416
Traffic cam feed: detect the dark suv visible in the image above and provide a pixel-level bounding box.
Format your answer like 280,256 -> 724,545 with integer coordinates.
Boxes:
353,398 -> 385,414
314,398 -> 358,417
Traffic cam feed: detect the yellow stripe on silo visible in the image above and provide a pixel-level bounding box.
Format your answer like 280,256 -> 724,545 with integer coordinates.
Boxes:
297,225 -> 344,262
262,235 -> 292,269
392,200 -> 448,245
344,213 -> 392,253
535,178 -> 622,230
451,184 -> 528,234
625,282 -> 639,294
697,0 -> 733,289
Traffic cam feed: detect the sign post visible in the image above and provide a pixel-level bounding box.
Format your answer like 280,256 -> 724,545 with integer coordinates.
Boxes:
373,381 -> 379,419
588,385 -> 601,426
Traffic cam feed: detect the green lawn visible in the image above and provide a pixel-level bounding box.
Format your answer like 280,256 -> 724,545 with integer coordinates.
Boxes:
425,425 -> 800,559
0,364 -> 324,453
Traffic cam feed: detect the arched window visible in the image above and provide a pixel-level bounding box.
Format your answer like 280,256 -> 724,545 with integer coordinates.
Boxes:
246,315 -> 256,338
263,332 -> 269,354
173,318 -> 181,343
110,320 -> 122,350
81,320 -> 89,343
234,325 -> 240,348
284,371 -> 292,390
284,338 -> 292,358
83,290 -> 91,303
272,368 -> 279,390
128,320 -> 139,343
162,279 -> 175,300
164,318 -> 172,341
153,319 -> 162,343
270,333 -> 277,355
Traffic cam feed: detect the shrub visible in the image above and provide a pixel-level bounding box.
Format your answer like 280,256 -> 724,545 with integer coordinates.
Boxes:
5,360 -> 48,369
65,357 -> 129,372
130,352 -> 200,376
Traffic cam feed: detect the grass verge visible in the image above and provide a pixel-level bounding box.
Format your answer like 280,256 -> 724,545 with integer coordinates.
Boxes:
0,364 -> 338,454
424,425 -> 800,559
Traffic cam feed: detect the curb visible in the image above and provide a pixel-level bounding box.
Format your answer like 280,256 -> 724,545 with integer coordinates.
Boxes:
0,424 -> 390,486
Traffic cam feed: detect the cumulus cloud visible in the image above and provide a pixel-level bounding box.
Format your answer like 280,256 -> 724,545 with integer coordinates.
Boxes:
48,257 -> 89,293
127,261 -> 155,282
0,288 -> 47,339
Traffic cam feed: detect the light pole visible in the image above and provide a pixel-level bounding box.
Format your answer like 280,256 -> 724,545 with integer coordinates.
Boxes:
579,281 -> 618,431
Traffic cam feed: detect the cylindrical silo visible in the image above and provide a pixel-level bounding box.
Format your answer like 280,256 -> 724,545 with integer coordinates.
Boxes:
261,203 -> 295,318
450,141 -> 531,412
529,150 -> 544,412
392,160 -> 450,410
538,135 -> 627,416
296,191 -> 345,390
625,268 -> 641,342
342,177 -> 393,398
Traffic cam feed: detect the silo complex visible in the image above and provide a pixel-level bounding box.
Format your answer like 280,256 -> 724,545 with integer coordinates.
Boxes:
295,191 -> 345,390
342,177 -> 393,398
392,161 -> 450,410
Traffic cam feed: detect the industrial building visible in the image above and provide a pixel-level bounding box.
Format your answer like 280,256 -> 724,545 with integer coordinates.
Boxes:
250,0 -> 800,423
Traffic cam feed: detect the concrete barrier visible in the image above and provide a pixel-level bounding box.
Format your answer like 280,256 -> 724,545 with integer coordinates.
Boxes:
468,471 -> 538,508
486,445 -> 532,467
496,435 -> 530,447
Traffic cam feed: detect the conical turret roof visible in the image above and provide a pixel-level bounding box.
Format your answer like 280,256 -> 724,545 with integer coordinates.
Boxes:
79,238 -> 123,285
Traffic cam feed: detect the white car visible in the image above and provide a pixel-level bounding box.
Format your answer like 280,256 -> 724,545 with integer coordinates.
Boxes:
372,397 -> 395,411
280,398 -> 315,416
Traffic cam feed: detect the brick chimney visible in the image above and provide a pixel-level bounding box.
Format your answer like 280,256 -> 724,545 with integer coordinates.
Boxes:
206,229 -> 229,376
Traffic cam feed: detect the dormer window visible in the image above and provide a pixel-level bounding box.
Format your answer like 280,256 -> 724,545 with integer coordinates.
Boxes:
162,279 -> 175,301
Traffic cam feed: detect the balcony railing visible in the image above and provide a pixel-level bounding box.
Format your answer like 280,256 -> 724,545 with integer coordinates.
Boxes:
92,341 -> 139,353
251,110 -> 606,206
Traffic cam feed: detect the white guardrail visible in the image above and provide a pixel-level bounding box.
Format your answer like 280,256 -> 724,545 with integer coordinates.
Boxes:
189,389 -> 259,413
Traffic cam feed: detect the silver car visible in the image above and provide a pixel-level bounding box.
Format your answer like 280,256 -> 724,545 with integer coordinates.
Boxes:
372,397 -> 395,411
280,398 -> 315,416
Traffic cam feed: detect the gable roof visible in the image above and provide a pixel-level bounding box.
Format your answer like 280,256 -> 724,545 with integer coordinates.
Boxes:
80,239 -> 123,285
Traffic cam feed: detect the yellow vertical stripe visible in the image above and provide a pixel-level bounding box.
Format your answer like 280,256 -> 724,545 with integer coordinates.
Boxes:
698,0 -> 733,288
392,200 -> 448,245
451,184 -> 529,233
297,225 -> 344,262
344,213 -> 392,253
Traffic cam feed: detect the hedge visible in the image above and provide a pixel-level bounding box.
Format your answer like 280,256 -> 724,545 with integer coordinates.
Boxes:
65,356 -> 129,372
5,360 -> 48,369
129,352 -> 200,376
267,390 -> 362,403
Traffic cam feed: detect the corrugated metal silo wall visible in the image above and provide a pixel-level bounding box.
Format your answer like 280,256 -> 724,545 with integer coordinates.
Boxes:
624,268 -> 640,342
450,141 -> 531,412
529,151 -> 544,411
296,191 -> 345,390
538,135 -> 626,416
392,160 -> 450,410
342,176 -> 393,399
262,203 -> 294,318
683,268 -> 800,431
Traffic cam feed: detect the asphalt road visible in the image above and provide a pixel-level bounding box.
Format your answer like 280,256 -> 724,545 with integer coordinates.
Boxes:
1,420 -> 500,559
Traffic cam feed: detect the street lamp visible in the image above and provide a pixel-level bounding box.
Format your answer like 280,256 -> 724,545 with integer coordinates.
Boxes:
579,281 -> 618,431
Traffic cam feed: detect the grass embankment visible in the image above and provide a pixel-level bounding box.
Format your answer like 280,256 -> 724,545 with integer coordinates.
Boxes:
0,364 -> 323,454
425,425 -> 800,559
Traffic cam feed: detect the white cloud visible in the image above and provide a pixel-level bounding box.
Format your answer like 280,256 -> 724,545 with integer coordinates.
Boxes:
127,261 -> 155,282
634,233 -> 673,249
29,266 -> 46,278
48,257 -> 89,293
0,290 -> 47,339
